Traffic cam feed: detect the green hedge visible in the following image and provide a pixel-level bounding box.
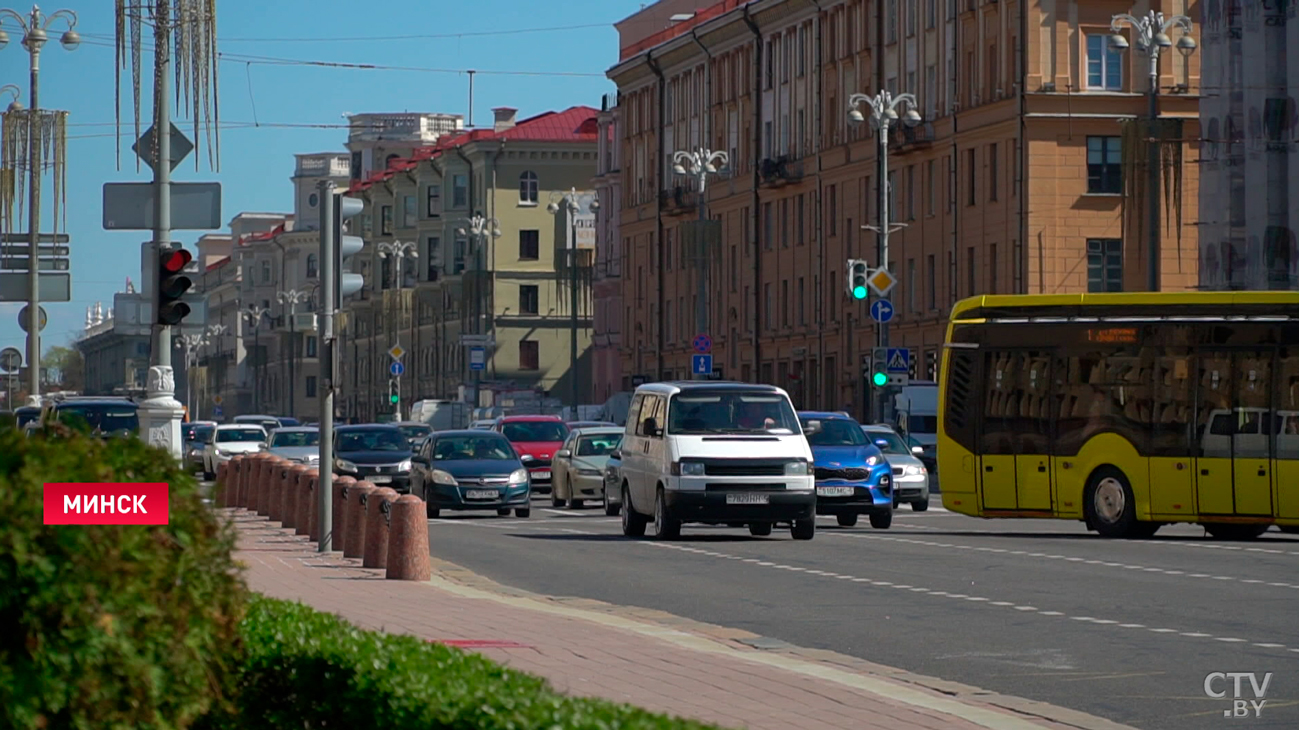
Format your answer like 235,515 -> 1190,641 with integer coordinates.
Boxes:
203,595 -> 724,730
0,423 -> 247,730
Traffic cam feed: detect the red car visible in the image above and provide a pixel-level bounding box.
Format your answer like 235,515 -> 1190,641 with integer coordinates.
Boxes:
495,415 -> 570,493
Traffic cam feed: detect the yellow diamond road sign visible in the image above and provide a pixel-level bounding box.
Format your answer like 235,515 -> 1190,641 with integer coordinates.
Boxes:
867,268 -> 897,297
388,344 -> 406,360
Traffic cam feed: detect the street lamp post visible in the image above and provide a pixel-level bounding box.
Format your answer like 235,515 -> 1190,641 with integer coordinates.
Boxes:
848,89 -> 922,424
243,304 -> 269,413
174,333 -> 207,418
456,216 -> 500,414
276,289 -> 310,419
1108,11 -> 1196,293
206,323 -> 227,412
375,241 -> 416,420
547,190 -> 598,413
0,5 -> 79,404
671,148 -> 728,381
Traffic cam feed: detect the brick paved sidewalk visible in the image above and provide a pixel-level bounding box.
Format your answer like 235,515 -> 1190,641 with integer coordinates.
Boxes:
230,510 -> 1133,730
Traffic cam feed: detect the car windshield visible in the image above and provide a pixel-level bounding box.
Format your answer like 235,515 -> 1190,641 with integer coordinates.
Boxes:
577,434 -> 620,456
431,436 -> 515,461
398,425 -> 431,441
801,419 -> 868,446
185,425 -> 215,442
502,421 -> 568,443
217,428 -> 264,443
866,430 -> 908,455
57,405 -> 139,434
337,429 -> 409,452
15,408 -> 39,427
272,431 -> 319,447
667,391 -> 800,435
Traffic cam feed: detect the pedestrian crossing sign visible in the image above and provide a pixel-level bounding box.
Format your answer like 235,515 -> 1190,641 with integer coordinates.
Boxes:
886,348 -> 910,373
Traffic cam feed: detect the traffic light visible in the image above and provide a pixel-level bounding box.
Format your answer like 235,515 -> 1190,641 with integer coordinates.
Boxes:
388,380 -> 399,405
847,259 -> 870,300
870,347 -> 889,388
157,246 -> 193,325
334,194 -> 366,307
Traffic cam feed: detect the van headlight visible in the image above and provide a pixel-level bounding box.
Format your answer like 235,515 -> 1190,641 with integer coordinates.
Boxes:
671,461 -> 705,476
784,460 -> 810,476
509,468 -> 529,485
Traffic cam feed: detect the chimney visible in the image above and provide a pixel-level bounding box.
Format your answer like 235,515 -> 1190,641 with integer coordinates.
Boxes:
492,107 -> 517,132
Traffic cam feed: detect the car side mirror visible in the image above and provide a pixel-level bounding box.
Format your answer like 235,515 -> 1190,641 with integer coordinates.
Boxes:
412,454 -> 429,465
556,449 -> 571,458
610,450 -> 620,459
258,443 -> 268,451
644,417 -> 660,437
912,445 -> 924,454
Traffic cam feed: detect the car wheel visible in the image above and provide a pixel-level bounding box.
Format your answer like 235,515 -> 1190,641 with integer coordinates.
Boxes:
570,499 -> 585,510
836,513 -> 859,527
203,467 -> 215,481
652,488 -> 681,540
869,511 -> 892,529
514,508 -> 531,518
551,484 -> 566,508
426,504 -> 440,519
497,508 -> 511,516
790,518 -> 816,540
911,500 -> 929,512
748,523 -> 772,537
603,488 -> 619,516
620,483 -> 647,537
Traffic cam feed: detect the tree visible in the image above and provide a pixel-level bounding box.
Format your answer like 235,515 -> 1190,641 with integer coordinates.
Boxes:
43,345 -> 84,392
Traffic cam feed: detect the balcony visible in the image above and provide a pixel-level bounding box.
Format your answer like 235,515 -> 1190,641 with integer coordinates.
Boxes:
295,153 -> 350,178
659,185 -> 700,215
758,156 -> 804,187
888,122 -> 936,152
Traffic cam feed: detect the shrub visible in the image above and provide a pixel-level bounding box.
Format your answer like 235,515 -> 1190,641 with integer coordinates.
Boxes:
0,423 -> 247,730
207,595 -> 724,730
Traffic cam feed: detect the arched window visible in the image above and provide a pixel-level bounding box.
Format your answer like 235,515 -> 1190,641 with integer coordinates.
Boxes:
519,171 -> 539,204
306,253 -> 318,279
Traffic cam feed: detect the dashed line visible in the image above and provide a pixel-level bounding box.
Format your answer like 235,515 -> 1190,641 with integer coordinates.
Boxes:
829,533 -> 1299,590
640,541 -> 1295,654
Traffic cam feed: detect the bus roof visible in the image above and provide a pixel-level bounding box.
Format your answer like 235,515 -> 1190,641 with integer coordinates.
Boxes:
950,291 -> 1299,322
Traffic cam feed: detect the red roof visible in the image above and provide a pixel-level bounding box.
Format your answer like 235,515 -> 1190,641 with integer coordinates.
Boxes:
620,0 -> 742,61
206,255 -> 232,272
240,222 -> 287,244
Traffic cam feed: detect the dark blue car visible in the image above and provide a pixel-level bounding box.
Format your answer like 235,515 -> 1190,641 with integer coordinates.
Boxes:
410,430 -> 532,519
798,411 -> 894,528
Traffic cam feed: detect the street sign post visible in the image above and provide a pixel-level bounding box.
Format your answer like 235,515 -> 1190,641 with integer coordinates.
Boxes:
692,334 -> 712,354
469,346 -> 486,371
0,347 -> 21,372
389,361 -> 405,377
867,268 -> 898,297
691,354 -> 713,376
388,344 -> 406,360
885,347 -> 910,387
0,273 -> 71,303
17,306 -> 47,333
102,182 -> 223,230
132,123 -> 195,173
869,299 -> 894,323
0,233 -> 70,244
213,406 -> 223,419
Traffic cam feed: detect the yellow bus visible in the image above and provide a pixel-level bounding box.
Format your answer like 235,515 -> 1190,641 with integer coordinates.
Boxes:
937,292 -> 1299,540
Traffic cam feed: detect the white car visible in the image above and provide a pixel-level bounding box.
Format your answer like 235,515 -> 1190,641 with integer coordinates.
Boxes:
202,424 -> 268,479
861,424 -> 930,511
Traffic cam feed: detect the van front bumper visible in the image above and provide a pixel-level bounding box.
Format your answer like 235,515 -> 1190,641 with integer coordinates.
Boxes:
664,476 -> 815,523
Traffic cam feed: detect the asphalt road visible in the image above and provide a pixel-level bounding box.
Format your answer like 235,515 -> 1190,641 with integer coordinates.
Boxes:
425,495 -> 1299,730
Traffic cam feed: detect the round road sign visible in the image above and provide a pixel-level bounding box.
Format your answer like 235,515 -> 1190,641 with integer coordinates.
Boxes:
17,305 -> 47,333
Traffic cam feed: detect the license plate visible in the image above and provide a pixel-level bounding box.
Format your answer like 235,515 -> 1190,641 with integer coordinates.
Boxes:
726,493 -> 770,505
465,489 -> 499,499
817,486 -> 855,497
532,470 -> 551,480
368,475 -> 392,484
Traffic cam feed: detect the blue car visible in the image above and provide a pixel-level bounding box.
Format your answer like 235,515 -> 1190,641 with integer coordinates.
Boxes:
411,430 -> 532,519
798,411 -> 894,528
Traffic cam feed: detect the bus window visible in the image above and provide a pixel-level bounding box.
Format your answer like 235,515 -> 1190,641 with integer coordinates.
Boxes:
1280,347 -> 1299,521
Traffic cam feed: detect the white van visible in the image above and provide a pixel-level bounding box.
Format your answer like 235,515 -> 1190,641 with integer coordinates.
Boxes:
616,382 -> 817,540
893,382 -> 938,447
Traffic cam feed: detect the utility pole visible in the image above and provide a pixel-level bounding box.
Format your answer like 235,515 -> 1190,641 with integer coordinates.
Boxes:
547,191 -> 598,412
671,148 -> 727,381
317,181 -> 335,552
1108,11 -> 1197,292
848,90 -> 922,425
376,239 -> 416,420
457,216 -> 499,414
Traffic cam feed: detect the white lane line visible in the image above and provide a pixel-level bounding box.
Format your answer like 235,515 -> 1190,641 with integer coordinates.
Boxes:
640,541 -> 1295,654
828,532 -> 1299,590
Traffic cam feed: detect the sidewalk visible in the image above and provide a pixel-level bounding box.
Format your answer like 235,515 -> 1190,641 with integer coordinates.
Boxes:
229,509 -> 1134,730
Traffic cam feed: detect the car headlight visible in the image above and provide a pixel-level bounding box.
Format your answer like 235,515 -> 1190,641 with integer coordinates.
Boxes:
784,460 -> 810,476
905,465 -> 924,476
864,455 -> 881,466
577,468 -> 601,476
335,458 -> 357,472
397,459 -> 412,472
432,469 -> 458,486
671,461 -> 705,476
508,468 -> 529,485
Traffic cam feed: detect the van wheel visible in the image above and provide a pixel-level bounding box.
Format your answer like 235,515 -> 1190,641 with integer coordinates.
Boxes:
652,488 -> 681,540
1204,523 -> 1268,541
869,511 -> 892,529
748,523 -> 773,536
1084,467 -> 1147,539
620,484 -> 647,537
790,518 -> 815,540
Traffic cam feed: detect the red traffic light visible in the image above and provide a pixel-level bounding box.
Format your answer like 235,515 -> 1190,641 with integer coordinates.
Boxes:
162,248 -> 192,273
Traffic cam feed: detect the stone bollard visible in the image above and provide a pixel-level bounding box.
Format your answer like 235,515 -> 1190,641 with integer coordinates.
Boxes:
344,481 -> 377,560
265,459 -> 285,525
291,465 -> 313,536
260,456 -> 279,518
305,470 -> 322,543
331,476 -> 355,553
215,462 -> 229,507
362,487 -> 399,569
229,456 -> 246,509
278,463 -> 300,531
385,494 -> 432,581
248,456 -> 267,515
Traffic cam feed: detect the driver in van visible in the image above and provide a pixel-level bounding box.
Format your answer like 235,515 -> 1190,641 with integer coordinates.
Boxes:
735,399 -> 777,431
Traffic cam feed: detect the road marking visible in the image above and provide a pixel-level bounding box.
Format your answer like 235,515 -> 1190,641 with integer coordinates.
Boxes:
640,542 -> 1296,655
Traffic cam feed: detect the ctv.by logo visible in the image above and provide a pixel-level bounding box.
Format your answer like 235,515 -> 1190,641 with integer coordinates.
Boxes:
1204,672 -> 1271,718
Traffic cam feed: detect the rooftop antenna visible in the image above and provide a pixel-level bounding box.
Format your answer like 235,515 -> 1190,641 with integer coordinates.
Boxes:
466,70 -> 476,127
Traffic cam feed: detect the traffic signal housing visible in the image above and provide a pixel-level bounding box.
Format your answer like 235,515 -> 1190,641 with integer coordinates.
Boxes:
870,347 -> 889,388
847,259 -> 870,300
157,247 -> 193,325
334,194 -> 366,307
388,379 -> 399,405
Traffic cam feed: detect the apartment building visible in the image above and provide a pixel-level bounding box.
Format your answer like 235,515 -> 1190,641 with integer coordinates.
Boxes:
343,106 -> 601,421
609,0 -> 1201,416
592,93 -> 625,401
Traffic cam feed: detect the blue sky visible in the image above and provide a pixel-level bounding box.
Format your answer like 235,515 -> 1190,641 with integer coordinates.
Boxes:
0,0 -> 648,360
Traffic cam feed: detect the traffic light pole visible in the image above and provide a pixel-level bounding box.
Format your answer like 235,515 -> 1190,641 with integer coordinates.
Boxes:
317,181 -> 336,553
874,129 -> 891,426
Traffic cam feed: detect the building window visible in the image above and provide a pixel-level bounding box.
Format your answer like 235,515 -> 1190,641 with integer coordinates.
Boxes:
907,258 -> 917,312
887,0 -> 898,43
261,260 -> 271,283
519,171 -> 539,205
519,339 -> 539,371
380,205 -> 393,235
519,284 -> 539,315
796,195 -> 806,245
966,148 -> 976,206
967,246 -> 976,296
828,185 -> 837,235
307,336 -> 317,357
888,171 -> 898,220
797,277 -> 805,325
453,234 -> 467,275
906,166 -> 915,220
1087,238 -> 1123,292
1086,34 -> 1123,90
519,230 -> 540,260
426,236 -> 440,280
1086,136 -> 1123,194
452,174 -> 469,208
306,254 -> 318,279
781,280 -> 790,327
426,184 -> 441,217
989,243 -> 998,294
926,254 -> 936,310
401,195 -> 416,228
989,143 -> 998,201
305,376 -> 317,398
763,202 -> 773,249
764,283 -> 773,329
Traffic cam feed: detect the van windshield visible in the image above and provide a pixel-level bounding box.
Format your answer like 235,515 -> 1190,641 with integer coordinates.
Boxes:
667,391 -> 800,435
56,405 -> 139,434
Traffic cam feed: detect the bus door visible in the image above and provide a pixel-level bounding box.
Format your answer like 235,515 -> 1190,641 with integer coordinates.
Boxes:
1195,350 -> 1274,516
1012,352 -> 1054,512
979,351 -> 1019,510
1231,350 -> 1274,516
1277,344 -> 1299,519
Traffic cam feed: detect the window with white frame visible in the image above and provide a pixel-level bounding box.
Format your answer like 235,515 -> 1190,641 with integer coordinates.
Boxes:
519,171 -> 539,204
1086,34 -> 1122,90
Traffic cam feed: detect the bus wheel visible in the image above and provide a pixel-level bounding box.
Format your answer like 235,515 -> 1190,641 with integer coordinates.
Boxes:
1203,523 -> 1268,541
1084,467 -> 1139,538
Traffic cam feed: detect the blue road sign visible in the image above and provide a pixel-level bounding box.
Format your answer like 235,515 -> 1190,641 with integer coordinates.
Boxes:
212,406 -> 223,418
692,354 -> 713,375
469,346 -> 486,371
869,299 -> 894,324
390,361 -> 405,376
692,334 -> 712,354
886,348 -> 910,373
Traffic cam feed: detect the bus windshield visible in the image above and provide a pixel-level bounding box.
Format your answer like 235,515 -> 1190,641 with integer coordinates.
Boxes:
668,391 -> 800,435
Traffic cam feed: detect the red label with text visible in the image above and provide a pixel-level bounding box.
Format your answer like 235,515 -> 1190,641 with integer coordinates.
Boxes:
43,483 -> 170,525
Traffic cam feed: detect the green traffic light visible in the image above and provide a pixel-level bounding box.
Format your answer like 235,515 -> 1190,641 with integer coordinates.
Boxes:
390,394 -> 399,404
852,285 -> 868,299
871,371 -> 888,387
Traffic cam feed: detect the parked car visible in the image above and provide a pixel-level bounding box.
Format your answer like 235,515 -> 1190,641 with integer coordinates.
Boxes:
202,424 -> 268,479
392,421 -> 433,449
799,412 -> 894,529
183,421 -> 218,472
233,414 -> 281,434
468,419 -> 498,430
333,424 -> 414,493
41,398 -> 140,440
13,405 -> 40,430
267,426 -> 321,465
551,427 -> 623,508
906,433 -> 937,477
494,415 -> 570,494
861,424 -> 930,510
602,444 -> 624,516
411,430 -> 531,519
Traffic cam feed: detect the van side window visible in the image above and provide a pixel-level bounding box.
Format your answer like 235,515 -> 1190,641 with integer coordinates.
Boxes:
638,396 -> 663,437
626,394 -> 645,435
